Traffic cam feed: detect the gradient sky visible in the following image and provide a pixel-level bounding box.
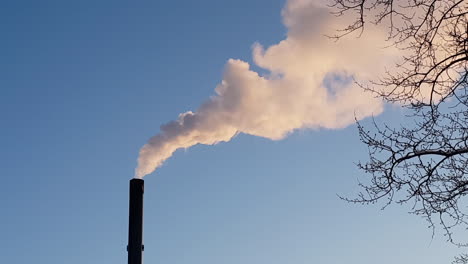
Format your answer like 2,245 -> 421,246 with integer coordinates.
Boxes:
0,0 -> 463,263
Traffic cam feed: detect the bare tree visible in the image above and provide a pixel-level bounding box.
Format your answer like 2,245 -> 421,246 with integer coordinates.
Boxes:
329,0 -> 468,261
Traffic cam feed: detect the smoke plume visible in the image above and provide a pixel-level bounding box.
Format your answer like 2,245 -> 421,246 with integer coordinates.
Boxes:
135,0 -> 398,178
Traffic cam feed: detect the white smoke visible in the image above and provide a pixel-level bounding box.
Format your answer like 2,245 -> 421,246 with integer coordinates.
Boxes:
135,0 -> 399,178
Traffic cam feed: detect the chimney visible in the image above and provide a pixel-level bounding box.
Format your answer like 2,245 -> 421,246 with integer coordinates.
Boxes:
128,179 -> 144,264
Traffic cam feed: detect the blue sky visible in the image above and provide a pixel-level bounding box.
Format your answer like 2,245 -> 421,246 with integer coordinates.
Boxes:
0,0 -> 463,263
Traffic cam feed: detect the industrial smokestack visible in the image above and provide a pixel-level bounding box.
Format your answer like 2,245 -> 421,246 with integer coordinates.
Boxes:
128,179 -> 144,264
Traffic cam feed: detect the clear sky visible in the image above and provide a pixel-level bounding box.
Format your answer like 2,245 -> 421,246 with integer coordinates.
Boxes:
0,0 -> 463,263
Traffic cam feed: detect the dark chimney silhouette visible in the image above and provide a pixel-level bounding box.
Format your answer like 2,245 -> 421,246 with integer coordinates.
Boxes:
128,179 -> 144,264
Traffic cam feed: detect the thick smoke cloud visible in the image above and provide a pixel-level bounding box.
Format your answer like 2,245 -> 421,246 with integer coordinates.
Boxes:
135,0 -> 398,178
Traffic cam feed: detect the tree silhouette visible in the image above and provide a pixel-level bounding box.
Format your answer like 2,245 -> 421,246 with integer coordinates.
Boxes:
329,0 -> 468,261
